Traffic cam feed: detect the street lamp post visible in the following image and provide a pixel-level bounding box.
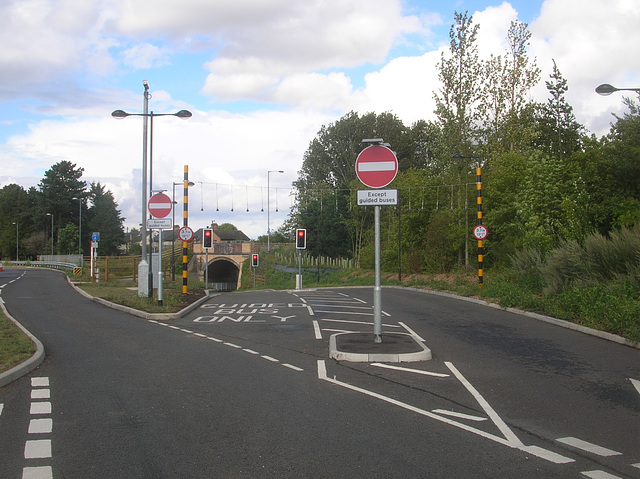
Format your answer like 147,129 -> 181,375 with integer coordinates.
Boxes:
12,222 -> 18,261
595,83 -> 640,96
72,197 -> 82,255
112,81 -> 191,297
46,213 -> 53,256
267,170 -> 284,252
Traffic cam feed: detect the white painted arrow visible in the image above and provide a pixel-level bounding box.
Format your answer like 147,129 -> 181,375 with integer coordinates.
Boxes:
630,378 -> 640,397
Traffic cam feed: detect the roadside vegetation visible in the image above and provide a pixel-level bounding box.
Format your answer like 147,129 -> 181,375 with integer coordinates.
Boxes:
0,311 -> 36,374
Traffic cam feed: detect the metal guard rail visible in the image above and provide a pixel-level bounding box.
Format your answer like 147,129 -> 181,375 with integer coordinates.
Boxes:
6,261 -> 79,271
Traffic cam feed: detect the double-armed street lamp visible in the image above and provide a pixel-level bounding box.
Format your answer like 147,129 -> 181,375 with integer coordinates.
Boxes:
267,170 -> 284,252
112,81 -> 192,297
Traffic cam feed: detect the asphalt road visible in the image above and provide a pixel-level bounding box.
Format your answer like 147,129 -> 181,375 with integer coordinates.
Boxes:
1,268 -> 638,478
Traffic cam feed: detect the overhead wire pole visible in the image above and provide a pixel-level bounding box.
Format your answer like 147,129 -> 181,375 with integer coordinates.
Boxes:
182,165 -> 190,294
476,164 -> 483,289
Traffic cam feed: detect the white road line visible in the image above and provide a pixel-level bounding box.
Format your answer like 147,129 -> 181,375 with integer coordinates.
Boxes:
207,337 -> 223,342
242,349 -> 260,355
168,325 -> 181,330
193,333 -> 207,338
630,378 -> 640,396
316,310 -> 374,316
317,360 -> 574,465
0,403 -> 3,416
632,463 -> 640,469
313,320 -> 322,339
445,361 -> 522,447
307,305 -> 314,316
261,355 -> 279,363
371,363 -> 449,378
180,328 -> 194,333
320,318 -> 400,328
432,409 -> 487,422
353,297 -> 367,303
323,329 -> 358,333
22,466 -> 53,479
24,439 -> 52,459
31,389 -> 50,399
398,322 -> 426,342
31,377 -> 49,387
283,364 -> 304,372
556,437 -> 622,457
223,342 -> 242,349
580,471 -> 623,479
28,418 -> 53,434
30,403 -> 51,415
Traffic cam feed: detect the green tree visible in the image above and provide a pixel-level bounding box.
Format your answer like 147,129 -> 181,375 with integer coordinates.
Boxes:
480,20 -> 540,155
216,223 -> 237,231
38,161 -> 86,250
434,11 -> 483,161
294,111 -> 410,192
0,184 -> 30,260
86,182 -> 125,255
534,60 -> 584,161
58,224 -> 79,255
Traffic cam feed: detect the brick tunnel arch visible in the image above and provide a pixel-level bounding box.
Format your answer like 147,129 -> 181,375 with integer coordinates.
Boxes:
206,257 -> 240,291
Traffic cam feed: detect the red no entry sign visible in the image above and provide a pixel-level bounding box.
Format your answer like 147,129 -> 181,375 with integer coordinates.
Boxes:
148,193 -> 172,219
355,145 -> 398,189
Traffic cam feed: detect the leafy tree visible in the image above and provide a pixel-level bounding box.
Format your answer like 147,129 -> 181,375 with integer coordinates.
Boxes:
216,223 -> 237,231
85,182 -> 125,256
434,11 -> 483,162
0,184 -> 30,259
534,60 -> 584,161
58,224 -> 79,255
481,20 -> 540,155
38,161 -> 86,248
294,111 -> 410,192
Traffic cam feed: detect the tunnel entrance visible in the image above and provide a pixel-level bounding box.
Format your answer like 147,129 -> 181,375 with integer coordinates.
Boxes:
206,258 -> 240,291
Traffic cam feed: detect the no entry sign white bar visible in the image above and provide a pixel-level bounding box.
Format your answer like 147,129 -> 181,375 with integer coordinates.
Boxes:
357,161 -> 397,172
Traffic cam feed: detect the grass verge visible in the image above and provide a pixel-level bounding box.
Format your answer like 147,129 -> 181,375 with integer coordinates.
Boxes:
0,312 -> 36,375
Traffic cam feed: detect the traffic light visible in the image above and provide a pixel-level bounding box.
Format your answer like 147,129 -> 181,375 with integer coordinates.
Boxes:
203,228 -> 213,249
296,228 -> 306,249
251,253 -> 259,267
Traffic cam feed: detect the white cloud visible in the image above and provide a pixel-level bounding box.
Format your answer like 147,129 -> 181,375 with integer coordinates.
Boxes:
122,43 -> 170,69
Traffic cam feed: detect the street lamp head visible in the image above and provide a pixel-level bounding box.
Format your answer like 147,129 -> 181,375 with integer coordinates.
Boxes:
175,110 -> 192,119
143,80 -> 149,89
596,84 -> 617,96
112,109 -> 129,119
46,213 -> 52,217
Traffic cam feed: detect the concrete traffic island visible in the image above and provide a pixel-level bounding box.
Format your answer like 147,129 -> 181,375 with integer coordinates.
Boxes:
329,332 -> 432,363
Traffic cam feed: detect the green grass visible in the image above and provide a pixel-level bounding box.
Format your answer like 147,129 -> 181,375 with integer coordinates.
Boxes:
77,279 -> 207,313
0,312 -> 36,374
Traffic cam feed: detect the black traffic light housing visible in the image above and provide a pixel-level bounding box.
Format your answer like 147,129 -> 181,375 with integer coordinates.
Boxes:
296,228 -> 306,249
251,253 -> 259,267
203,228 -> 213,249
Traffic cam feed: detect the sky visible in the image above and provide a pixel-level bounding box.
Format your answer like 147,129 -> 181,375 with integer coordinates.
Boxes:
1,0 -> 639,240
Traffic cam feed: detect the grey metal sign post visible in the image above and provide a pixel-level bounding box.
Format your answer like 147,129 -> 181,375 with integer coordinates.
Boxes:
355,140 -> 398,343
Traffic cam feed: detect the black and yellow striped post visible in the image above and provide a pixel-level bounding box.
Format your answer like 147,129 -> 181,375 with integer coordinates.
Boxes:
476,166 -> 483,289
182,165 -> 189,294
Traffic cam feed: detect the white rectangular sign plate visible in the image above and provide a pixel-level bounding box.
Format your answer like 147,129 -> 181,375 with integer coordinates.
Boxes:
148,218 -> 173,229
357,189 -> 398,206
